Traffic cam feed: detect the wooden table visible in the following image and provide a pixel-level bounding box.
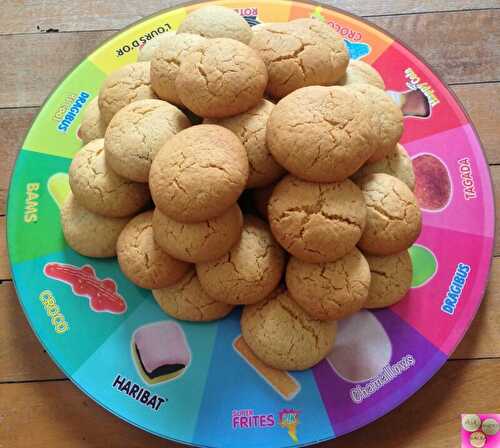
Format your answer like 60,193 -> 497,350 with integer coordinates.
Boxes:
1,1 -> 500,447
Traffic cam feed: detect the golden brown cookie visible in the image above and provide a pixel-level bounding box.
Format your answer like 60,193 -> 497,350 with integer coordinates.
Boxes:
266,86 -> 374,182
69,139 -> 150,218
241,289 -> 337,370
104,99 -> 191,182
117,211 -> 190,289
352,143 -> 416,190
79,97 -> 107,144
98,62 -> 157,124
339,59 -> 385,90
286,248 -> 371,320
268,175 -> 366,263
196,215 -> 285,305
356,173 -> 421,255
150,33 -> 207,105
249,19 -> 348,98
152,205 -> 243,263
61,193 -> 129,258
176,38 -> 268,118
364,250 -> 412,308
349,83 -> 404,162
149,124 -> 249,222
204,99 -> 285,188
137,31 -> 176,62
178,5 -> 252,44
252,183 -> 276,221
153,269 -> 234,321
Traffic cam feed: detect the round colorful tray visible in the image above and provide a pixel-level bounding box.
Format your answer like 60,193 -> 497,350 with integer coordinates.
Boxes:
7,1 -> 494,447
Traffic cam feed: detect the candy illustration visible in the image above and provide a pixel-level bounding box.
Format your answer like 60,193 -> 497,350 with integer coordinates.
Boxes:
47,173 -> 71,209
387,89 -> 431,118
345,40 -> 371,60
409,245 -> 438,288
44,262 -> 127,314
233,335 -> 300,400
327,310 -> 392,383
412,154 -> 452,211
132,321 -> 191,385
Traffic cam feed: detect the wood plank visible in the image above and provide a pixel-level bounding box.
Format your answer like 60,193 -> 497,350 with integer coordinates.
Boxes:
0,282 -> 64,382
0,107 -> 37,215
0,31 -> 114,108
1,10 -> 500,108
0,359 -> 497,447
0,256 -> 497,383
371,10 -> 500,84
0,379 -> 181,448
451,261 -> 500,359
451,83 -> 500,166
1,1 -> 499,35
323,359 -> 500,448
0,217 -> 10,279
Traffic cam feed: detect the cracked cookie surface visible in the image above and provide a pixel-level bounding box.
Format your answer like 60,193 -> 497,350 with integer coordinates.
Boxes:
339,59 -> 385,90
79,97 -> 107,144
196,215 -> 285,305
152,205 -> 243,263
241,289 -> 337,370
150,33 -> 207,105
176,38 -> 268,118
352,143 -> 416,190
268,174 -> 366,263
249,18 -> 348,98
61,193 -> 129,258
104,99 -> 190,182
69,138 -> 151,218
99,62 -> 157,124
349,83 -> 404,162
356,173 -> 421,255
138,31 -> 176,62
117,211 -> 190,289
286,247 -> 371,320
149,124 -> 249,222
266,86 -> 374,182
205,99 -> 285,188
364,250 -> 412,308
178,5 -> 252,44
153,268 -> 234,321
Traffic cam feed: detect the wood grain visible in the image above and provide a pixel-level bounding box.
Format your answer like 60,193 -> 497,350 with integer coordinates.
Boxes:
0,282 -> 64,382
323,359 -> 500,448
0,31 -> 114,108
0,217 -> 10,279
0,256 -> 497,383
0,107 -> 37,216
0,359 -> 497,447
1,0 -> 499,35
371,10 -> 500,84
452,83 -> 500,166
1,10 -> 500,108
0,379 -> 181,448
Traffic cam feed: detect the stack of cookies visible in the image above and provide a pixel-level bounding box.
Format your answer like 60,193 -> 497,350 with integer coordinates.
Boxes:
65,5 -> 422,372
